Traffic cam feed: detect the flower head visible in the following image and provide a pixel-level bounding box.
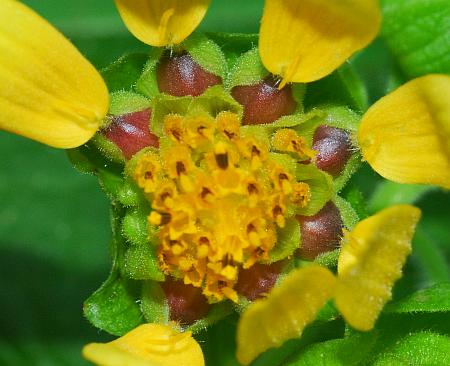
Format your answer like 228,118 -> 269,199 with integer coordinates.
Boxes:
133,112 -> 311,302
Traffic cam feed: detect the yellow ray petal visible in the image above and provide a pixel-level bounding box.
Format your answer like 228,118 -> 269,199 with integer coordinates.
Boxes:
259,0 -> 381,85
83,323 -> 205,366
358,74 -> 450,189
335,205 -> 421,331
236,265 -> 336,365
115,0 -> 211,47
0,0 -> 108,148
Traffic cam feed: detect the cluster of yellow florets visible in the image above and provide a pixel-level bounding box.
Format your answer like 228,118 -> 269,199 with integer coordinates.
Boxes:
134,112 -> 312,302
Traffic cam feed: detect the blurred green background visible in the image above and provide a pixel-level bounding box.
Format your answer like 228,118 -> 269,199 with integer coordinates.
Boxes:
0,1 -> 449,365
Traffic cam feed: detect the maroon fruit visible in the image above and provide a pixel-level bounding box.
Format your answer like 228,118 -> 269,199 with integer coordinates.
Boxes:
161,278 -> 210,325
231,76 -> 296,125
297,201 -> 344,260
104,109 -> 158,159
235,262 -> 283,301
157,52 -> 221,97
312,125 -> 352,176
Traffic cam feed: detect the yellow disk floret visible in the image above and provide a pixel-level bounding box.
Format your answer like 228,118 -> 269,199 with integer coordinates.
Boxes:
134,112 -> 310,302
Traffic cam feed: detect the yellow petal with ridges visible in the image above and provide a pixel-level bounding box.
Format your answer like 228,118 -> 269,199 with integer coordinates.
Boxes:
236,265 -> 336,365
259,0 -> 381,85
358,74 -> 450,189
336,205 -> 421,331
0,0 -> 108,149
115,0 -> 211,47
83,323 -> 204,366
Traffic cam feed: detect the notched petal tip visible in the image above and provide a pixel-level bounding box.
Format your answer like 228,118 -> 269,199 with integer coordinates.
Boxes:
336,205 -> 421,331
358,74 -> 450,189
83,323 -> 205,366
236,265 -> 336,365
259,0 -> 381,83
0,0 -> 108,149
115,0 -> 211,47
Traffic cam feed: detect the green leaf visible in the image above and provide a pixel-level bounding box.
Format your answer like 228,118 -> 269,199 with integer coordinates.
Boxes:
252,318 -> 345,366
347,312 -> 450,362
368,181 -> 436,214
100,53 -> 149,92
140,281 -> 169,324
304,63 -> 369,112
83,272 -> 143,336
381,0 -> 450,78
201,315 -> 241,366
341,185 -> 369,220
292,84 -> 307,113
373,332 -> 450,366
182,32 -> 227,78
384,283 -> 450,314
225,47 -> 268,89
295,164 -> 334,216
285,332 -> 376,366
268,218 -> 301,263
412,227 -> 450,283
108,91 -> 151,116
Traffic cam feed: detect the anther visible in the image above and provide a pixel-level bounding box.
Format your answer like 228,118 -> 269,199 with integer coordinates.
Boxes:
215,153 -> 229,169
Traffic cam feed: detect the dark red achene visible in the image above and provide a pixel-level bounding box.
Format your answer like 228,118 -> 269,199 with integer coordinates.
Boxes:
161,278 -> 210,325
312,125 -> 352,177
231,76 -> 297,125
235,261 -> 283,301
156,52 -> 222,97
297,201 -> 344,260
104,109 -> 159,159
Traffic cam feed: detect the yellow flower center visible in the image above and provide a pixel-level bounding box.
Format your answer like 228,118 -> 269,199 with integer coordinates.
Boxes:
134,112 -> 311,302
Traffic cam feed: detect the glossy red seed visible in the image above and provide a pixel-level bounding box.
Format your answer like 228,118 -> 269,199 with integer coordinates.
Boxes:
231,76 -> 296,125
235,262 -> 283,301
312,125 -> 352,176
156,52 -> 221,97
297,201 -> 344,260
161,278 -> 210,325
104,109 -> 158,159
